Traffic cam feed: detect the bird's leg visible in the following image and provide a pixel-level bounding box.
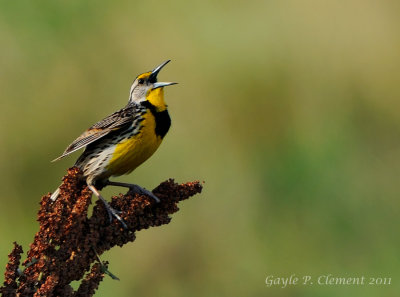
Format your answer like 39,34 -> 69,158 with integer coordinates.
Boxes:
87,183 -> 128,229
105,181 -> 160,203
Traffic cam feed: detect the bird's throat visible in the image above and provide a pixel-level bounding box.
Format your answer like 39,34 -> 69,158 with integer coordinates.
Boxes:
146,87 -> 167,112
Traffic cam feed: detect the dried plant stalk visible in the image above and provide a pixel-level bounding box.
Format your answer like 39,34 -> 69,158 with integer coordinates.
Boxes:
1,167 -> 202,297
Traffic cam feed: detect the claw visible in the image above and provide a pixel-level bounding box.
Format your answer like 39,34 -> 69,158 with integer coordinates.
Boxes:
88,183 -> 128,229
130,185 -> 160,203
105,181 -> 160,203
103,203 -> 127,229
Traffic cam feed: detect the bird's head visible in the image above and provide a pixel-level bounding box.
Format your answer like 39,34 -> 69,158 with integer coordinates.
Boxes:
128,60 -> 176,109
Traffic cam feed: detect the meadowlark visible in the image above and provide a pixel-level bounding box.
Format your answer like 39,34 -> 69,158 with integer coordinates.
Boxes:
51,60 -> 176,228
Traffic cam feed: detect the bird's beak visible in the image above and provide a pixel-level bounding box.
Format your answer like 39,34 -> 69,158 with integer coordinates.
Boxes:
152,82 -> 177,89
149,60 -> 177,89
151,60 -> 171,78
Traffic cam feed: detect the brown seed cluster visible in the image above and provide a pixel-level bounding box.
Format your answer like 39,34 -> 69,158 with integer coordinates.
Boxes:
1,242 -> 23,297
0,167 -> 203,297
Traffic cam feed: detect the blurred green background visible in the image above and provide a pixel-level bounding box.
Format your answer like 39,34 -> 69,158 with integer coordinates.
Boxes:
1,0 -> 400,296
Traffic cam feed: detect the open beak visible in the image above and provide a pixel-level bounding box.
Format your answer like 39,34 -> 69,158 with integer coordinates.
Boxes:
150,60 -> 177,89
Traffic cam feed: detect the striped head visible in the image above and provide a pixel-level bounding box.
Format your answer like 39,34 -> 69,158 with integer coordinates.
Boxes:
128,60 -> 176,109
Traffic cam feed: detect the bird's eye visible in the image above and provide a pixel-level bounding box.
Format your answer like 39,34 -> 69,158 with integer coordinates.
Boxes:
138,79 -> 145,84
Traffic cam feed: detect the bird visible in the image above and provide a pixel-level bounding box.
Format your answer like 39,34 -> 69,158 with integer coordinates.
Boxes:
51,60 -> 177,228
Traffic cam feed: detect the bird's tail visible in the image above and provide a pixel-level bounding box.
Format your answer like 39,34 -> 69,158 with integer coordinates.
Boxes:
50,186 -> 61,201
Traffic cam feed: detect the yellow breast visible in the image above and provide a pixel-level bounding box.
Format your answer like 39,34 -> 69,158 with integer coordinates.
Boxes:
106,112 -> 163,176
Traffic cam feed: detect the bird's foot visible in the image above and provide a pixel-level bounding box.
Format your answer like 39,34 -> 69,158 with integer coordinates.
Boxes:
102,202 -> 127,229
128,184 -> 160,203
88,183 -> 128,229
105,181 -> 160,203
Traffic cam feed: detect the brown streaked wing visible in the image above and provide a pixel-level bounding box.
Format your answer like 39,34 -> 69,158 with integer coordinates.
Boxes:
52,104 -> 138,162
